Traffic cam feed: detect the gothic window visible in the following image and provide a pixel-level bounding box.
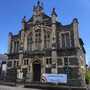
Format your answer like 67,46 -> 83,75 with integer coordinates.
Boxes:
13,41 -> 19,53
24,59 -> 28,65
27,35 -> 32,51
44,30 -> 50,48
61,32 -> 71,48
69,57 -> 79,65
64,57 -> 68,66
57,58 -> 63,65
45,68 -> 51,73
14,61 -> 19,67
35,29 -> 41,49
46,58 -> 52,64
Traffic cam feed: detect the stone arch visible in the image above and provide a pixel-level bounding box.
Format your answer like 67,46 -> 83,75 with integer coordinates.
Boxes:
30,56 -> 42,64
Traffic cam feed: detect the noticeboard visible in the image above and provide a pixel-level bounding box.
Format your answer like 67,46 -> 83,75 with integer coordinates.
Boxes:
42,73 -> 67,83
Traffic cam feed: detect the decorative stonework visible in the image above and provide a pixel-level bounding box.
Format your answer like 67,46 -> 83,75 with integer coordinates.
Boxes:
7,1 -> 86,86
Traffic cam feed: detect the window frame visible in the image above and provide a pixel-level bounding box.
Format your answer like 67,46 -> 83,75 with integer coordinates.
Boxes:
57,57 -> 64,67
59,31 -> 71,48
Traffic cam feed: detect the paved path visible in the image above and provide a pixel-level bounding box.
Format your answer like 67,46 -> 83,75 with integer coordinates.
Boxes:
87,85 -> 90,90
0,85 -> 40,90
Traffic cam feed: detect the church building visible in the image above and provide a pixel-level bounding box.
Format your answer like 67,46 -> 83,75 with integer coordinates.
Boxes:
7,1 -> 86,86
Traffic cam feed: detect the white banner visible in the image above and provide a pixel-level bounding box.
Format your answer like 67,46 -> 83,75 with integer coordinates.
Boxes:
42,74 -> 67,83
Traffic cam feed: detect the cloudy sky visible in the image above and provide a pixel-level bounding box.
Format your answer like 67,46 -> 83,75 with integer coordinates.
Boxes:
0,0 -> 90,64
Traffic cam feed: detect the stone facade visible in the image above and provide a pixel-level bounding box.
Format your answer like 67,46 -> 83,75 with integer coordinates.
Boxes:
7,1 -> 86,86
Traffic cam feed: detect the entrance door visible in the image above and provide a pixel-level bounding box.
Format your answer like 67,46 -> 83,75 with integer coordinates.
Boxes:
33,61 -> 41,81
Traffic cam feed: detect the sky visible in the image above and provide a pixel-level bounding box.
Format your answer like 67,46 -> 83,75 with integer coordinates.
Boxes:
0,0 -> 90,64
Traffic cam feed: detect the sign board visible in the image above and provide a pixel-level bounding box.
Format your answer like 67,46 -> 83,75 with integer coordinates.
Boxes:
42,74 -> 67,83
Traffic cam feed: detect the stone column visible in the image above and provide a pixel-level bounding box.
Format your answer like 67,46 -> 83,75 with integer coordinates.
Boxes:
73,18 -> 80,48
32,27 -> 35,50
41,57 -> 45,74
51,9 -> 57,74
8,32 -> 13,53
77,49 -> 86,86
19,52 -> 23,69
24,33 -> 27,51
12,41 -> 14,53
30,59 -> 33,81
41,25 -> 44,50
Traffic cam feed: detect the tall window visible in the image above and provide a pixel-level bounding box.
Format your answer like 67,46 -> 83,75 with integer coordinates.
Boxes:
61,32 -> 71,48
44,30 -> 50,48
27,35 -> 32,51
35,29 -> 41,49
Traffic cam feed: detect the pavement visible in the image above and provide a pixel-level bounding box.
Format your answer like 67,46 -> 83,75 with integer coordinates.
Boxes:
0,84 -> 89,90
0,85 -> 40,90
87,85 -> 90,90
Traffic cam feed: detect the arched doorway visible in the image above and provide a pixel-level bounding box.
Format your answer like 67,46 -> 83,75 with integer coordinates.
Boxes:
32,60 -> 41,82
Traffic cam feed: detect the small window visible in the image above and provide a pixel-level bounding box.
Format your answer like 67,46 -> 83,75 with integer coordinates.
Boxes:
64,58 -> 68,66
45,68 -> 51,73
17,61 -> 19,67
46,58 -> 52,64
24,60 -> 28,65
57,68 -> 64,74
69,57 -> 79,65
14,61 -> 16,67
57,58 -> 63,65
61,32 -> 71,48
7,61 -> 12,67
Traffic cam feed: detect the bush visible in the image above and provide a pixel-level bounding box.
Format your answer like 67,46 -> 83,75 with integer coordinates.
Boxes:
85,70 -> 90,84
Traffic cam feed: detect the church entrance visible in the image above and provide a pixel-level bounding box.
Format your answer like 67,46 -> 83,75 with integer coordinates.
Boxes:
32,61 -> 41,82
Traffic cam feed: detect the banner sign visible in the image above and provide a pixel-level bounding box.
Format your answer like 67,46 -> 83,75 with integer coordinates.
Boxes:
42,74 -> 67,83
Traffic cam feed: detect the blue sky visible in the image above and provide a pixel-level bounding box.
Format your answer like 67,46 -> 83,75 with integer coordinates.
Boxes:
0,0 -> 90,64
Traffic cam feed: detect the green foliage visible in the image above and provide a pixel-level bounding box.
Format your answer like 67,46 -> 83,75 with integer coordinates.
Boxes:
85,70 -> 90,84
